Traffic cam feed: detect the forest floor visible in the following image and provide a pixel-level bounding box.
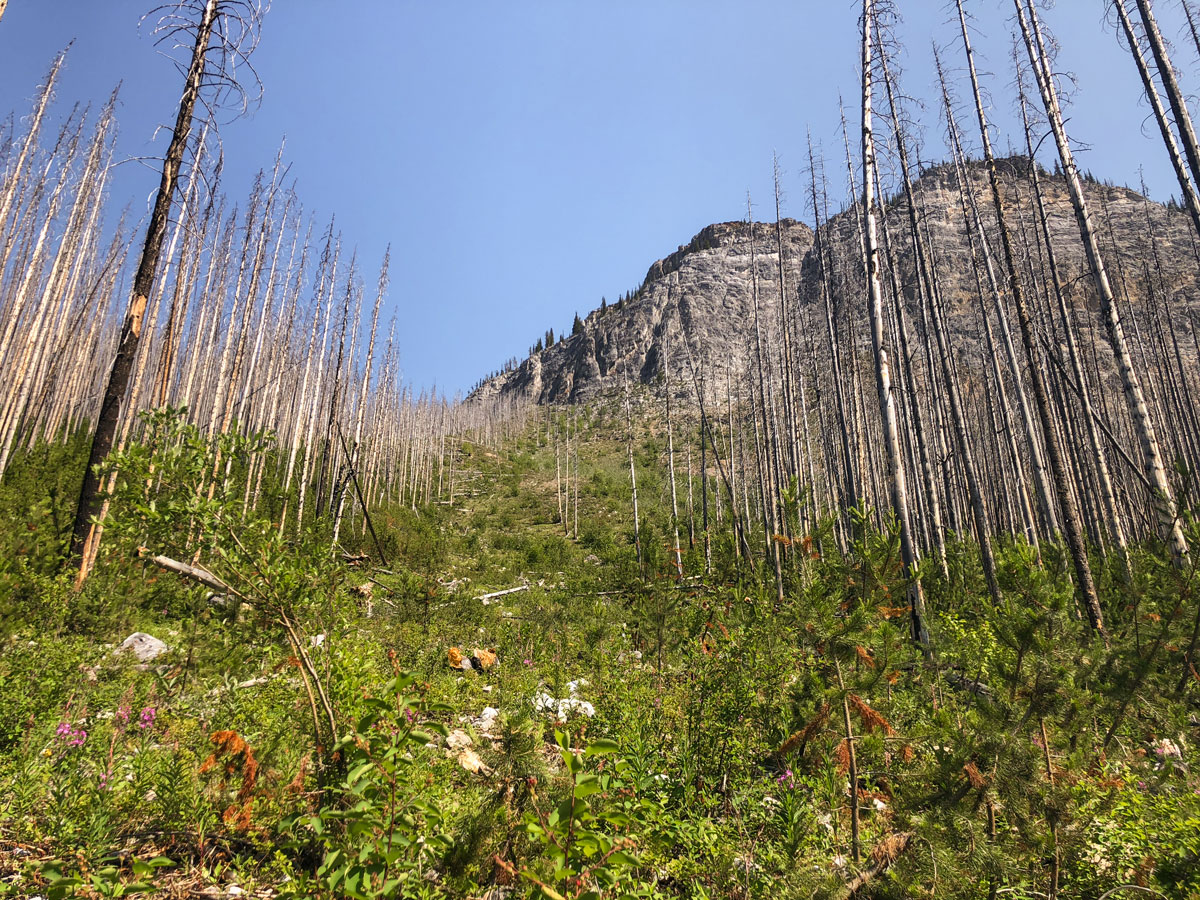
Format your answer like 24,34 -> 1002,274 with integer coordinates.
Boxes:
0,404 -> 1199,899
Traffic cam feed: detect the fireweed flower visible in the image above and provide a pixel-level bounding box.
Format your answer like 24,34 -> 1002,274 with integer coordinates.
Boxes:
55,722 -> 87,747
138,707 -> 157,730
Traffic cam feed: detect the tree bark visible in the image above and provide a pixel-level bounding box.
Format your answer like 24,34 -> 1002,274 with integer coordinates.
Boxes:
957,0 -> 1104,636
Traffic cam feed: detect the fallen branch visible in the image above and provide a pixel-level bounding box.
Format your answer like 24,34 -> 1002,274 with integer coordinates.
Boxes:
143,550 -> 236,597
143,546 -> 335,769
476,584 -> 529,602
837,831 -> 914,899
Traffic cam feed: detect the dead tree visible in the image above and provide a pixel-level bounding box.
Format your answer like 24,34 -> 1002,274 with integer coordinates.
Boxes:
1111,0 -> 1200,241
1016,0 -> 1190,565
861,0 -> 930,651
956,0 -> 1104,635
71,0 -> 265,580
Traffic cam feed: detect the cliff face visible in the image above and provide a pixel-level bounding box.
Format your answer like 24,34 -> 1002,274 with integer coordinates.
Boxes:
471,218 -> 815,405
470,161 -> 1199,405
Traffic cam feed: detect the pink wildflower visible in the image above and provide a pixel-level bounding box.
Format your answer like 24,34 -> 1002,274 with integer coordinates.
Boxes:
55,722 -> 87,747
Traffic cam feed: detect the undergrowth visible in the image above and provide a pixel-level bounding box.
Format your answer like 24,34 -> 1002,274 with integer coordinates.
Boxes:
0,404 -> 1197,899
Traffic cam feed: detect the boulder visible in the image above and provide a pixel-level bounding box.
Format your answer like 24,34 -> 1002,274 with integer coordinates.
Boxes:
115,632 -> 169,662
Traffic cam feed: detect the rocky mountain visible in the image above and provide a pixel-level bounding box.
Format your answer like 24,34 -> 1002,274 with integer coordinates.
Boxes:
470,159 -> 1200,405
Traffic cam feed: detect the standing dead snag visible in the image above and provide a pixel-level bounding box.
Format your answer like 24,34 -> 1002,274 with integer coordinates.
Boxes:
1016,0 -> 1191,566
623,365 -> 643,571
1134,0 -> 1200,212
860,0 -> 930,651
1112,0 -> 1200,242
955,0 -> 1104,637
71,0 -> 265,582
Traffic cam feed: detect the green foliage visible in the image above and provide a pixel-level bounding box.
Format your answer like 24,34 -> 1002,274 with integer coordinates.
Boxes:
30,854 -> 174,899
280,672 -> 452,899
518,732 -> 658,899
3,406 -> 1200,899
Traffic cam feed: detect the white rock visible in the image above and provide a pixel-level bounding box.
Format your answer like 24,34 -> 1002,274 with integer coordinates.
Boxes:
446,729 -> 473,752
115,632 -> 169,662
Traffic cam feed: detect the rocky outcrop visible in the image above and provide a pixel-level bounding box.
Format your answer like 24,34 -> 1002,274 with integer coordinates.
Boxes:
470,160 -> 1199,405
472,219 -> 814,404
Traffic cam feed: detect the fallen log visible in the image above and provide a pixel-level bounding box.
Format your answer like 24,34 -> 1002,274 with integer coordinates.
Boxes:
143,550 -> 233,596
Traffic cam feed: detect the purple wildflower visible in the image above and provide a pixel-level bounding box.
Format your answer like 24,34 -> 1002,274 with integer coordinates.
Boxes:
55,722 -> 87,747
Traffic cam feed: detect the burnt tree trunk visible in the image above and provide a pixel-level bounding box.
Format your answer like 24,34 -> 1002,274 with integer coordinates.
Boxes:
71,0 -> 220,579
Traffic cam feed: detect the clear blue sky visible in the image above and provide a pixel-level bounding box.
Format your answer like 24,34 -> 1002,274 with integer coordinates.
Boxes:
0,1 -> 1192,395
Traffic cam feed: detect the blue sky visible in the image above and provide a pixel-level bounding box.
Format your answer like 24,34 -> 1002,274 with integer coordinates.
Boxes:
0,2 -> 1193,395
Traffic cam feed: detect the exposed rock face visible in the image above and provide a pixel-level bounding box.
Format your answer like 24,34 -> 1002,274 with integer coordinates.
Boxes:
470,160 -> 1199,405
472,219 -> 815,404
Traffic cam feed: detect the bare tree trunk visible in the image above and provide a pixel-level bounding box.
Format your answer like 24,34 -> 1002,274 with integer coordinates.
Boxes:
747,197 -> 786,605
1018,81 -> 1130,574
1113,0 -> 1200,240
874,46 -> 951,582
623,366 -> 642,570
773,155 -> 801,488
808,133 -> 857,550
71,0 -> 220,581
1017,0 -> 1190,565
1135,0 -> 1200,208
861,0 -> 930,651
956,0 -> 1104,636
332,249 -> 386,547
665,339 -> 684,579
